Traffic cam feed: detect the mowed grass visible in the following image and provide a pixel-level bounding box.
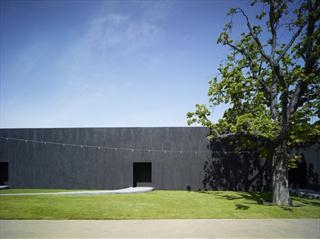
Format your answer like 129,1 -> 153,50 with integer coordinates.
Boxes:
0,190 -> 319,219
0,189 -> 80,194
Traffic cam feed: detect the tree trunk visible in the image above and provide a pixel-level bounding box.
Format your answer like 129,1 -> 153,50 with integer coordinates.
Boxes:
272,141 -> 291,206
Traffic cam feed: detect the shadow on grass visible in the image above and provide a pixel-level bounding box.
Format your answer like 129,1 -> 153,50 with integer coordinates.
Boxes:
219,194 -> 243,200
280,206 -> 293,211
197,190 -> 320,211
241,192 -> 272,205
310,201 -> 320,206
235,204 -> 250,210
208,191 -> 272,205
292,196 -> 320,207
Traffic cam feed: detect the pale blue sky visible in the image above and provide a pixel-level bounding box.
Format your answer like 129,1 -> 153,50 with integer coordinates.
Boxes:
0,0 -> 256,128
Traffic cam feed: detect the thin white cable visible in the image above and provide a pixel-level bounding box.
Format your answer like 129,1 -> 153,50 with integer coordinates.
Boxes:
0,136 -> 253,154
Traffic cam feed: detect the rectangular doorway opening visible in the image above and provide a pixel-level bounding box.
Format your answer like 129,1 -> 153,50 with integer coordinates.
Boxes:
0,162 -> 8,185
133,162 -> 151,187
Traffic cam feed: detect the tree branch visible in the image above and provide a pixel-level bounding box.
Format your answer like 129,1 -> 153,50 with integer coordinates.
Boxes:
288,0 -> 319,115
225,40 -> 271,96
236,8 -> 272,64
275,28 -> 304,64
269,0 -> 277,61
212,129 -> 271,142
288,82 -> 306,115
212,129 -> 237,139
271,0 -> 304,64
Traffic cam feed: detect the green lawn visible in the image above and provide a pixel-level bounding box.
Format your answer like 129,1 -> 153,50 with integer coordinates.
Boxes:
0,189 -> 80,194
0,189 -> 319,219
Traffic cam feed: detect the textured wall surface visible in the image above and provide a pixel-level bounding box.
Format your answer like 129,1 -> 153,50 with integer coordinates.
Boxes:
0,127 -> 212,190
0,127 -> 318,190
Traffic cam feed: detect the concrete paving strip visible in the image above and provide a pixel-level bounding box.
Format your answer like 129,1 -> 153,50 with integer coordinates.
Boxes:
1,219 -> 319,238
0,187 -> 154,196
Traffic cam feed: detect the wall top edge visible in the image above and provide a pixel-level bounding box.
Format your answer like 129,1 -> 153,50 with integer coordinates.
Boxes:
0,126 -> 209,130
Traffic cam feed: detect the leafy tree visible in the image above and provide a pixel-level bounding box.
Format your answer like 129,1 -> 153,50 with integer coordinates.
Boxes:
187,0 -> 320,206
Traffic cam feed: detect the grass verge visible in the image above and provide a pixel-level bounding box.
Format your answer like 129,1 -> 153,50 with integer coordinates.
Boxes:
0,189 -> 80,194
0,189 -> 319,219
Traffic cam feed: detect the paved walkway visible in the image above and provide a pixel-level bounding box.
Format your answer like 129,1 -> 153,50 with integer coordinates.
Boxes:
1,219 -> 319,238
0,187 -> 154,196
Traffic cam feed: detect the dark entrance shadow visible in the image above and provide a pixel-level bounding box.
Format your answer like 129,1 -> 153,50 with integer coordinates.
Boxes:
133,162 -> 152,187
288,154 -> 307,188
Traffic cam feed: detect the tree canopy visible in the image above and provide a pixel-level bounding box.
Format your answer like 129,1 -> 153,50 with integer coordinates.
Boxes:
187,0 -> 320,206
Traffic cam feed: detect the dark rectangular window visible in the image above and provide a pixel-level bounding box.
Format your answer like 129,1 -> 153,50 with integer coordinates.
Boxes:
0,162 -> 8,185
133,162 -> 151,187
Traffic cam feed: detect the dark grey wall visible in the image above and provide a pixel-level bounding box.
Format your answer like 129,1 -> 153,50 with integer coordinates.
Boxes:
1,127 -> 318,190
0,127 -> 212,190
